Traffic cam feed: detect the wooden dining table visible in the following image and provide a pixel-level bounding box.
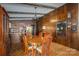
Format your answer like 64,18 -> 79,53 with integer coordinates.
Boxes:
22,32 -> 53,56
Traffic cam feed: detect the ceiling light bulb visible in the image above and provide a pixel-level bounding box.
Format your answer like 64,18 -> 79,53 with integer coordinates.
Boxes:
42,26 -> 46,29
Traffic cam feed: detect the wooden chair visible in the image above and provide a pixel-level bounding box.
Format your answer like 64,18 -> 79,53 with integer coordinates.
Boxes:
41,32 -> 52,56
22,33 -> 32,55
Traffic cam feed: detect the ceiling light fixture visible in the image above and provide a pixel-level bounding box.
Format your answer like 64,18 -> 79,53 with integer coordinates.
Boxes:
50,20 -> 58,23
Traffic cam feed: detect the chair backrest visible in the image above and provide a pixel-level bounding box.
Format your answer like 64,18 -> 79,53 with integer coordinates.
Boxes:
41,32 -> 52,56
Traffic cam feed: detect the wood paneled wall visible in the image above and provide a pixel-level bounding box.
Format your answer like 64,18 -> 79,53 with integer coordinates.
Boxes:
38,3 -> 79,50
0,5 -> 9,55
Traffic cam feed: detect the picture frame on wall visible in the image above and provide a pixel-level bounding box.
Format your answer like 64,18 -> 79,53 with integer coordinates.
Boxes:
71,23 -> 78,32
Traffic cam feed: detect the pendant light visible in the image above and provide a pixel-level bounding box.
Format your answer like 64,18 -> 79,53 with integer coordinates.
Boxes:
33,6 -> 37,35
34,6 -> 37,20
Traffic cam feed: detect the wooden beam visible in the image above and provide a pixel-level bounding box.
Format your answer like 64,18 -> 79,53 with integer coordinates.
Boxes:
8,11 -> 45,15
24,3 -> 56,9
9,16 -> 41,19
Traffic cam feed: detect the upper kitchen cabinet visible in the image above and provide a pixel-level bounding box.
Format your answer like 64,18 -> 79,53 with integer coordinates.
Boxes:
57,5 -> 67,21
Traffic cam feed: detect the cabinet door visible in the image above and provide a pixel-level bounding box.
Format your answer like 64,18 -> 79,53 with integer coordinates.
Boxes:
56,21 -> 67,45
57,5 -> 67,21
2,15 -> 7,55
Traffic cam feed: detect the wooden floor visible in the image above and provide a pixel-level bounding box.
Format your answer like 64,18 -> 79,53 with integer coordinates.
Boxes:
50,42 -> 79,56
9,42 -> 79,56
